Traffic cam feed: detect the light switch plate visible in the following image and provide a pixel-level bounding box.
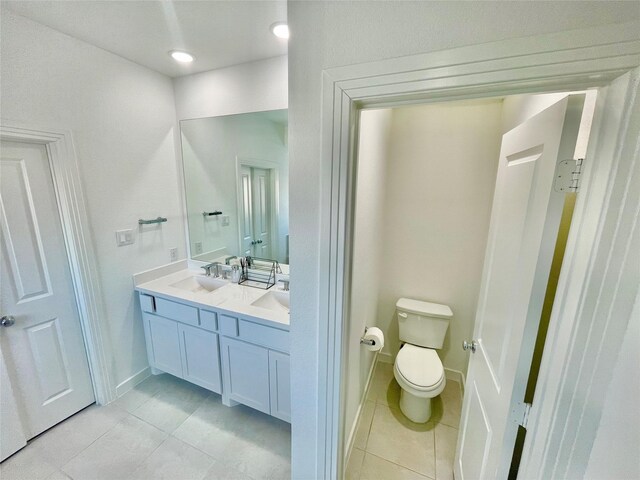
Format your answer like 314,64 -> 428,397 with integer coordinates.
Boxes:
221,215 -> 230,227
116,229 -> 134,246
169,247 -> 178,262
194,242 -> 203,255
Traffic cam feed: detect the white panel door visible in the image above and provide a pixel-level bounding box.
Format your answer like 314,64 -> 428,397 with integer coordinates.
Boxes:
0,141 -> 94,449
0,343 -> 27,460
238,165 -> 274,259
251,167 -> 272,258
455,96 -> 584,479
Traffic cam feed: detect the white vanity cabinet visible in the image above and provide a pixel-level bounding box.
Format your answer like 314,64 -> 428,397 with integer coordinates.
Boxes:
217,313 -> 291,422
137,291 -> 290,423
269,350 -> 291,422
143,312 -> 183,377
140,293 -> 222,395
178,323 -> 221,393
220,336 -> 271,414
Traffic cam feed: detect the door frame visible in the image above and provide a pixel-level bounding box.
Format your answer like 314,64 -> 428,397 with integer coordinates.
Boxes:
235,156 -> 281,260
314,22 -> 640,479
0,123 -> 116,405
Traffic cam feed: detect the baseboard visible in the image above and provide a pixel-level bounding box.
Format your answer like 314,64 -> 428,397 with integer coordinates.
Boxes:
115,367 -> 151,398
344,354 -> 378,465
445,368 -> 466,395
377,351 -> 393,364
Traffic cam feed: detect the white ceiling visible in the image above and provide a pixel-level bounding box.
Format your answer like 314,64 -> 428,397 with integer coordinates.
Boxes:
2,0 -> 288,78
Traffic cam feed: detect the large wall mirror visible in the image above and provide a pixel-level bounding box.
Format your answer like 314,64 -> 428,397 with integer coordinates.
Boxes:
180,109 -> 288,265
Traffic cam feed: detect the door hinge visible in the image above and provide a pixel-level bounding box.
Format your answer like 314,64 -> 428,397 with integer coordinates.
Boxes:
554,158 -> 584,193
515,401 -> 532,429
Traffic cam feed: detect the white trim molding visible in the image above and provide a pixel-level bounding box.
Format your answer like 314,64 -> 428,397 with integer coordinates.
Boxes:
315,21 -> 640,480
0,123 -> 117,405
343,354 -> 378,468
115,366 -> 151,398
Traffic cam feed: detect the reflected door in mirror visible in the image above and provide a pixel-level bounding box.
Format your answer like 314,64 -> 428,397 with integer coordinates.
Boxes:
240,165 -> 273,258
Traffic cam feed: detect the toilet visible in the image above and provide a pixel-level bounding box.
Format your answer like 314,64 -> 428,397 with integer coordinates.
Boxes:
393,298 -> 453,423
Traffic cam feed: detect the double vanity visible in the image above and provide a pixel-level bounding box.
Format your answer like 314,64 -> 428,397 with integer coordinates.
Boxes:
133,108 -> 291,423
134,263 -> 291,423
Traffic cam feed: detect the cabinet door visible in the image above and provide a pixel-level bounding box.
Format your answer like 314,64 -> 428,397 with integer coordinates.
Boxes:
269,351 -> 291,423
144,313 -> 182,377
220,337 -> 270,414
178,324 -> 222,394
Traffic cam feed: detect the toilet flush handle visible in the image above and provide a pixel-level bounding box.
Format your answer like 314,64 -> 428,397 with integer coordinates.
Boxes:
398,312 -> 408,318
462,340 -> 478,353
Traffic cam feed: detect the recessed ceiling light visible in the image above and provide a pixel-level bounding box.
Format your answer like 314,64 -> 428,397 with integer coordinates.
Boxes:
270,22 -> 289,39
170,50 -> 194,63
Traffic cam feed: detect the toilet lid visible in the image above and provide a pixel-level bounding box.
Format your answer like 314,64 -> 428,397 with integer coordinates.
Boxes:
396,344 -> 444,388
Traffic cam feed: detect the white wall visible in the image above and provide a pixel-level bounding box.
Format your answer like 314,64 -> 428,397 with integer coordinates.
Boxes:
343,108 -> 392,451
376,100 -> 503,375
584,291 -> 640,479
0,10 -> 185,390
173,55 -> 288,120
287,1 -> 639,476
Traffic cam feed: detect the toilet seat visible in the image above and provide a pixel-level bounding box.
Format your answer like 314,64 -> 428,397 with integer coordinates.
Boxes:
394,344 -> 445,397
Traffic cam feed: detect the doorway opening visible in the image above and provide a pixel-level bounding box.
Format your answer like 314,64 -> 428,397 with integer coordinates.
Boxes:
341,89 -> 597,479
236,159 -> 279,261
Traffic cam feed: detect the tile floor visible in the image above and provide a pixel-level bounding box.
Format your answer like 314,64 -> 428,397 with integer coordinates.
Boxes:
0,374 -> 291,480
345,362 -> 462,480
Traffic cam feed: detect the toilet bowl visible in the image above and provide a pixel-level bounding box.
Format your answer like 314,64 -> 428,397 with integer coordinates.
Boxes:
394,343 -> 445,423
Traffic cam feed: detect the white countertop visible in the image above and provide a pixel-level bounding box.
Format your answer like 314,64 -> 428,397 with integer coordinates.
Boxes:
134,266 -> 290,329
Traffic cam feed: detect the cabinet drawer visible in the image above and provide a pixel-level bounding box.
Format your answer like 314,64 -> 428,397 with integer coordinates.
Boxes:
140,294 -> 155,313
200,310 -> 218,332
155,297 -> 199,326
238,320 -> 288,353
219,314 -> 238,337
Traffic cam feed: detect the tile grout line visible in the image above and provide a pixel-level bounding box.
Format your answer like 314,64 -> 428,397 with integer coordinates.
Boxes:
58,378 -> 176,479
56,409 -> 132,477
366,369 -> 461,480
364,451 -> 436,480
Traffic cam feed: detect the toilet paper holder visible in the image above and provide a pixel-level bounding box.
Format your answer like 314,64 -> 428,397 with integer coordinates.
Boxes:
360,327 -> 376,346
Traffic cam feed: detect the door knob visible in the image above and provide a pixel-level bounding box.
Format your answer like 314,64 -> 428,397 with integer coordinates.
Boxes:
462,340 -> 478,353
1,316 -> 15,327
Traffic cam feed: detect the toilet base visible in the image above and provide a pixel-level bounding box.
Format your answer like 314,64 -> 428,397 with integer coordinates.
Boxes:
399,388 -> 432,423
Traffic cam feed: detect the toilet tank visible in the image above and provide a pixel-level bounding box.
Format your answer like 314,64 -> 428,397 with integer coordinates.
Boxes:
396,298 -> 453,349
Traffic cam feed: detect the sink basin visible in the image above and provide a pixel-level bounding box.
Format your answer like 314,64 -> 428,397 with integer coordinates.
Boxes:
251,291 -> 290,314
170,275 -> 228,294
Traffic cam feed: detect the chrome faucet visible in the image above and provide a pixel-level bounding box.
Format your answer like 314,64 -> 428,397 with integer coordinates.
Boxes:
211,262 -> 222,277
225,255 -> 238,265
201,263 -> 213,276
201,262 -> 221,277
278,279 -> 290,291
